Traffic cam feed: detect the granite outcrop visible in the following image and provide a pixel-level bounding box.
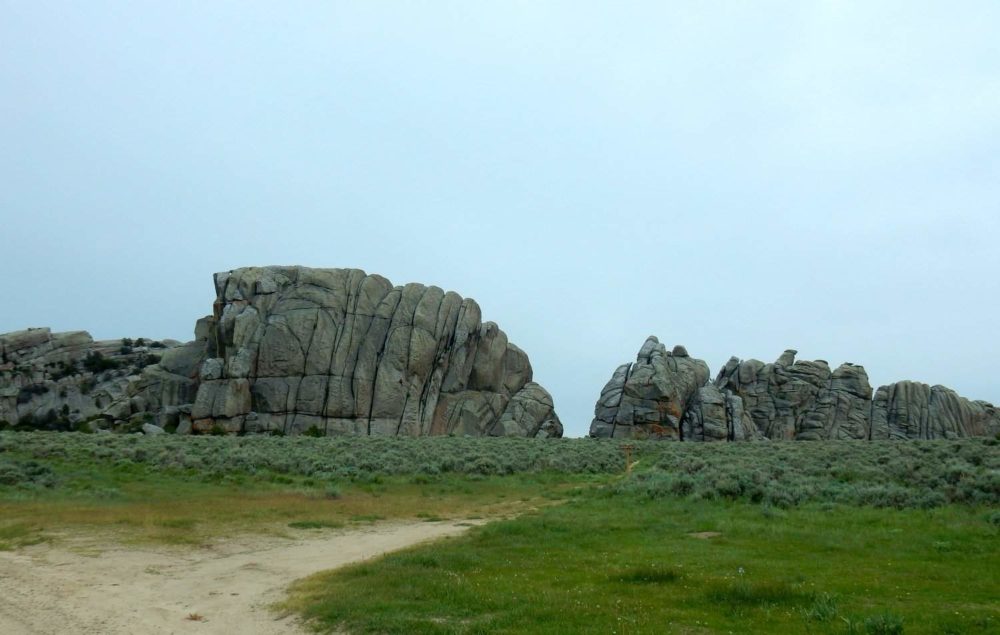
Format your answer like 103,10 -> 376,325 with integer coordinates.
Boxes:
0,328 -> 187,432
590,339 -> 1000,441
1,267 -> 562,438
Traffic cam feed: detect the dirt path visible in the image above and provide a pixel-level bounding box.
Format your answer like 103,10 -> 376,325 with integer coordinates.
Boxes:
0,520 -> 478,634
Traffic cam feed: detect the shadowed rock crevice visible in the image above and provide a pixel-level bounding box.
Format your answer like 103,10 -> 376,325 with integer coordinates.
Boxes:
590,338 -> 999,441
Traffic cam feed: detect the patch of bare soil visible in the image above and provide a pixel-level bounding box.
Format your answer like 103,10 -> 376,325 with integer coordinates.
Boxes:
687,531 -> 721,539
0,521 -> 478,634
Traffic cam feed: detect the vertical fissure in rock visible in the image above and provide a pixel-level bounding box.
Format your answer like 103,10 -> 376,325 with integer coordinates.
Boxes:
365,306 -> 398,436
609,362 -> 633,439
396,393 -> 409,436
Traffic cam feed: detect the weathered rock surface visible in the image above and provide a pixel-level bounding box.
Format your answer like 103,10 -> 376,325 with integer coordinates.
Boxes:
0,328 -> 181,432
681,385 -> 760,442
152,267 -> 561,437
186,267 -> 560,437
871,381 -> 1000,440
590,336 -> 709,439
590,339 -> 999,441
1,267 -> 562,438
715,351 -> 873,441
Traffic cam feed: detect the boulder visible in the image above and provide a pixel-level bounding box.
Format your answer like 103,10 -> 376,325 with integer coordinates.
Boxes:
188,266 -> 561,437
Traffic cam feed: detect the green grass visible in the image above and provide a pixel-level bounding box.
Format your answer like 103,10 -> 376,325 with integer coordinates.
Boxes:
1,432 -> 997,633
0,445 -> 598,545
0,522 -> 47,550
284,494 -> 1000,634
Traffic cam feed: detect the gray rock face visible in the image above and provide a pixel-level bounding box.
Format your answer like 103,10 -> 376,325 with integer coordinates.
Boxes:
715,352 -> 874,441
871,381 -> 1000,440
0,328 -> 181,431
590,336 -> 709,440
590,339 -> 999,441
1,267 -> 561,438
681,385 -> 760,442
186,266 -> 561,437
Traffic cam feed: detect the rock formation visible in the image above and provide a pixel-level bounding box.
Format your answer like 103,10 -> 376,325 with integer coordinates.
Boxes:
590,336 -> 710,440
870,381 -> 999,440
0,328 -> 184,432
590,339 -> 1000,441
681,385 -> 760,442
1,267 -> 562,438
714,351 -> 873,441
189,267 -> 561,437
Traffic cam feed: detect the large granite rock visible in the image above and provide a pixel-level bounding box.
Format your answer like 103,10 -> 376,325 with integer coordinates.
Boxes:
715,351 -> 873,440
590,336 -> 709,440
590,339 -> 999,441
1,267 -> 562,438
871,381 -> 1000,440
186,266 -> 561,437
681,385 -> 760,442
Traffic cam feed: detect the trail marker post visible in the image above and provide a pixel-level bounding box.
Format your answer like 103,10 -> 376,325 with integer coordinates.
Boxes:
621,444 -> 635,475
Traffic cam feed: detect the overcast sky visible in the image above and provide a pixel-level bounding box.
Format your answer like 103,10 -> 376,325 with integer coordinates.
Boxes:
2,2 -> 998,436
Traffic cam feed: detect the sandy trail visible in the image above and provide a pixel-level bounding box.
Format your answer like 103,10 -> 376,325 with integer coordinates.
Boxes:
0,520 -> 478,634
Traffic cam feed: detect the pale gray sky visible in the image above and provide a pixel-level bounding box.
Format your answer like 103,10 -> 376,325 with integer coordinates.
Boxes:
2,2 -> 998,436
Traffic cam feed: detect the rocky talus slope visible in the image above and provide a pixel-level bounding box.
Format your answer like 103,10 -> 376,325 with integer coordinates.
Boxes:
1,267 -> 562,438
591,336 -> 1000,441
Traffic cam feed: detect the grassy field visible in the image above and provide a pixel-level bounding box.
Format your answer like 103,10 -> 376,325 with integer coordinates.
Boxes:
285,497 -> 999,634
1,432 -> 997,633
0,458 -> 588,547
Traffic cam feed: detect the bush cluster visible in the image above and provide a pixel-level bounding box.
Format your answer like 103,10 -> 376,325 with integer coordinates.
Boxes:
615,439 -> 999,508
0,433 -> 623,481
82,352 -> 120,373
0,456 -> 56,489
0,433 -> 995,509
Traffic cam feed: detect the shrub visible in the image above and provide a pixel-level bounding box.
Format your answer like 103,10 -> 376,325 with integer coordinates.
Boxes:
804,592 -> 839,622
16,383 -> 49,405
0,457 -> 57,488
864,612 -> 905,634
51,361 -> 77,380
615,566 -> 681,584
82,352 -> 120,373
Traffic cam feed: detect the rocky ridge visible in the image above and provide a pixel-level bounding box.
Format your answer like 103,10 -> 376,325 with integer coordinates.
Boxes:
1,267 -> 562,438
590,337 -> 1000,441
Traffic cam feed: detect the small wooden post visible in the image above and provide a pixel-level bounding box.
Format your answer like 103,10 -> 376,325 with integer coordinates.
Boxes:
621,443 -> 635,475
